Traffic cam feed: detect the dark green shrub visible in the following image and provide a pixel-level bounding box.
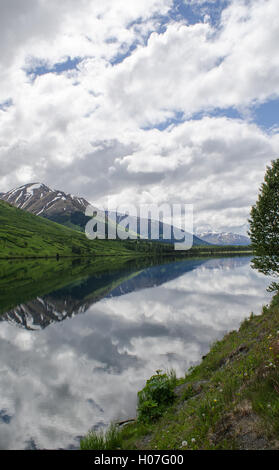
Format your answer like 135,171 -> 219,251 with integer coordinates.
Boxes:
137,370 -> 176,423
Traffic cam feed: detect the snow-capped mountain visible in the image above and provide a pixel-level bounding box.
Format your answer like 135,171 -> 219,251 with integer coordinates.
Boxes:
196,231 -> 250,246
0,182 -> 89,218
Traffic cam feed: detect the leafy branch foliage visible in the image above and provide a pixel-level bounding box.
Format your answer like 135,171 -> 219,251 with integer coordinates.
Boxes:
249,159 -> 279,281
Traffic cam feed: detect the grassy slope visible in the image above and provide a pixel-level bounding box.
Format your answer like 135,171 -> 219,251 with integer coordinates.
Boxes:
0,200 -> 134,258
0,200 -> 251,259
83,293 -> 279,450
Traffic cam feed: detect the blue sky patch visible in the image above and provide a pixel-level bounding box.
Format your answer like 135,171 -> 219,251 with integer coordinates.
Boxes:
143,99 -> 279,132
142,112 -> 185,131
169,0 -> 229,27
251,98 -> 279,131
142,107 -> 244,132
110,43 -> 139,66
25,56 -> 82,79
168,0 -> 201,25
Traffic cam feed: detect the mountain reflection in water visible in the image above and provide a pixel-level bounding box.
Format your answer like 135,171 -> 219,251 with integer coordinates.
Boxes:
1,256 -> 251,330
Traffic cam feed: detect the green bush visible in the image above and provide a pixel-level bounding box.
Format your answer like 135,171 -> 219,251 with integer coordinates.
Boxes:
137,370 -> 176,423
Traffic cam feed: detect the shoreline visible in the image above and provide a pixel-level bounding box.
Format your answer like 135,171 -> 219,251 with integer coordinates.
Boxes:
0,248 -> 252,260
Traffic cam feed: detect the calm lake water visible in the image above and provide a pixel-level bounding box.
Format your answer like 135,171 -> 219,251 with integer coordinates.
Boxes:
0,255 -> 273,449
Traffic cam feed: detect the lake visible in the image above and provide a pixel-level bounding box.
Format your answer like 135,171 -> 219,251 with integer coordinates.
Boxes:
0,255 -> 273,449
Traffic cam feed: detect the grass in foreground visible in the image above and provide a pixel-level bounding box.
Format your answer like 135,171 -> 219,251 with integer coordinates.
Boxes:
80,425 -> 122,451
81,293 -> 279,450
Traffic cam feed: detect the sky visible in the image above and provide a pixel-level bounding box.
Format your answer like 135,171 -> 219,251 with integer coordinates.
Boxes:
0,0 -> 278,234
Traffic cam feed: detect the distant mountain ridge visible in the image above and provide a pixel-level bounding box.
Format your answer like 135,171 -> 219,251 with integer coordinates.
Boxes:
196,231 -> 250,246
0,183 -> 208,246
1,184 -> 250,247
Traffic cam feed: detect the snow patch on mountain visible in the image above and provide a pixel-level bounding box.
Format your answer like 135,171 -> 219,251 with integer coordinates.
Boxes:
0,182 -> 90,218
196,231 -> 250,246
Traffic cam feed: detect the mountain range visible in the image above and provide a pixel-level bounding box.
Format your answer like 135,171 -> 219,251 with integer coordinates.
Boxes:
0,183 -> 250,246
195,231 -> 250,246
0,183 -> 205,245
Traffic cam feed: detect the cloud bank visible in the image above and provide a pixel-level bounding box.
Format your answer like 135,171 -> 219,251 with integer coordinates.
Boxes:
0,0 -> 278,231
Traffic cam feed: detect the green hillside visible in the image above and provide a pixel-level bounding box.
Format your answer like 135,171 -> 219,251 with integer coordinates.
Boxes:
0,201 -> 251,260
0,200 -> 134,259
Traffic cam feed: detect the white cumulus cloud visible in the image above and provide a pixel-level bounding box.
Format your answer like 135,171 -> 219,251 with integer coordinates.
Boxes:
0,0 -> 278,231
